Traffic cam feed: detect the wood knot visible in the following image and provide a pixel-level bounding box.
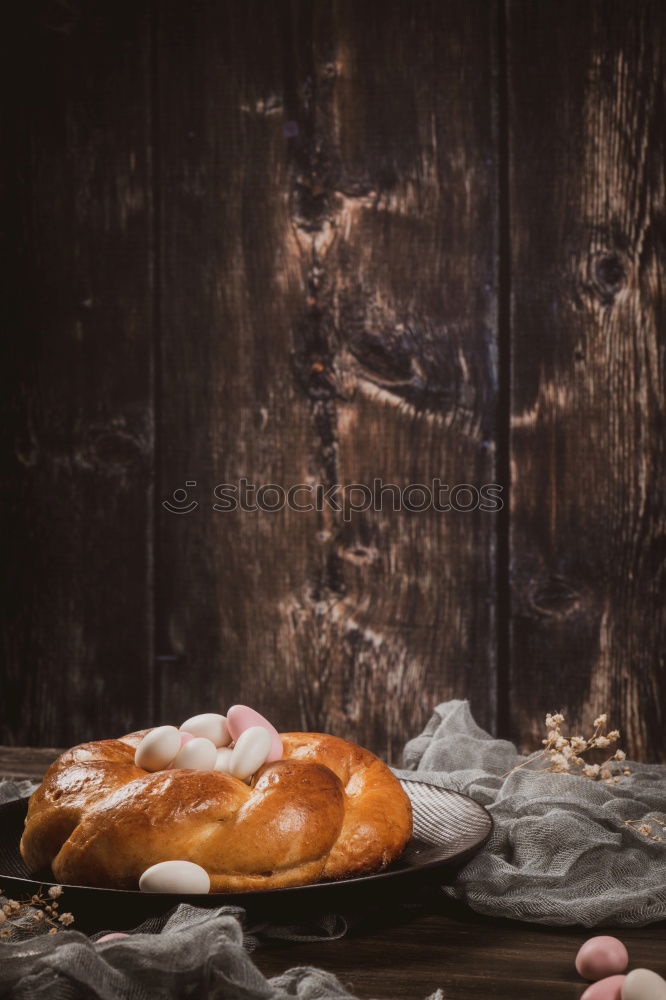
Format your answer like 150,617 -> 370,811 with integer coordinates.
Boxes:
528,575 -> 583,621
341,546 -> 379,566
322,61 -> 340,80
81,427 -> 148,479
588,250 -> 629,306
348,329 -> 413,385
302,362 -> 336,400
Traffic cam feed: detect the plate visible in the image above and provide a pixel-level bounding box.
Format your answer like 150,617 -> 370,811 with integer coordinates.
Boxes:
0,779 -> 492,932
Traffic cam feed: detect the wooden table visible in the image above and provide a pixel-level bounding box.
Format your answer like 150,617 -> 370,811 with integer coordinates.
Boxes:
3,747 -> 665,999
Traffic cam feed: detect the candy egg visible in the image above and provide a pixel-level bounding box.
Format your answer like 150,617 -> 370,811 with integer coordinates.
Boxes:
576,937 -> 629,980
622,969 -> 666,1000
581,976 -> 626,1000
134,726 -> 181,772
180,713 -> 230,748
229,726 -> 272,781
97,933 -> 129,943
171,736 -> 217,771
167,731 -> 195,768
214,747 -> 234,774
227,705 -> 282,762
139,860 -> 210,894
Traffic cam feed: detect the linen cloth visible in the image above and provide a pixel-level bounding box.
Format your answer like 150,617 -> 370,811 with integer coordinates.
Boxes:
2,700 -> 665,998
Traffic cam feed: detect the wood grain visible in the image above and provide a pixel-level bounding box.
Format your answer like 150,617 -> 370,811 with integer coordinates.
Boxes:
256,895 -> 666,1000
3,2 -> 665,759
155,0 -> 498,761
0,746 -> 63,781
0,0 -> 154,744
507,0 -> 666,757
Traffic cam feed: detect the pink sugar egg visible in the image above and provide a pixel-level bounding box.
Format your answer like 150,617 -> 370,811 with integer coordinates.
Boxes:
227,705 -> 282,763
576,937 -> 629,981
97,933 -> 129,943
580,976 -> 626,1000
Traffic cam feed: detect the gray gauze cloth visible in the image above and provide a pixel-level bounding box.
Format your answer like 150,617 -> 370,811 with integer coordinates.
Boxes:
395,699 -> 666,927
0,901 -> 373,1000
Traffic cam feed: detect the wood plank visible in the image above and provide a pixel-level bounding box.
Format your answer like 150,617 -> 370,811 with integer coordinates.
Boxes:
0,746 -> 63,781
507,0 -> 666,758
0,1 -> 154,745
155,0 -> 498,760
254,897 -> 666,1000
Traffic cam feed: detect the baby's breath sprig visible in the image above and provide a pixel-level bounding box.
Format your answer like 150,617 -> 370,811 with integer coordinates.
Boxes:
624,817 -> 666,843
504,711 -> 629,783
0,885 -> 74,939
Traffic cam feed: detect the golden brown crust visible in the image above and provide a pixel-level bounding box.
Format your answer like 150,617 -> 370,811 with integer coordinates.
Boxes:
280,733 -> 414,880
20,730 -> 412,892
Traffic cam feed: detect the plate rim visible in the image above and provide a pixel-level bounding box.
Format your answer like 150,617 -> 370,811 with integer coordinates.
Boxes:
0,784 -> 492,899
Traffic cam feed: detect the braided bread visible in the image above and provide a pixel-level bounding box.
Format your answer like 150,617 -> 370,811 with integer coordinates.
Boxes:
20,730 -> 412,891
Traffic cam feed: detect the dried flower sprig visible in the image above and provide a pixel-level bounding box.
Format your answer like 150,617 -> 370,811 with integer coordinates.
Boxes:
0,885 -> 74,939
624,817 -> 666,843
505,711 -> 629,783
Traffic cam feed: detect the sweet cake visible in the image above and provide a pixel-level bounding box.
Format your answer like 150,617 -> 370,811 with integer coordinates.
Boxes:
20,706 -> 413,893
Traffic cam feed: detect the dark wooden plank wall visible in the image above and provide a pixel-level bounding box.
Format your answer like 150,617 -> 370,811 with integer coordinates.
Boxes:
154,0 -> 498,762
507,0 -> 666,754
1,0 -> 155,745
2,0 -> 664,762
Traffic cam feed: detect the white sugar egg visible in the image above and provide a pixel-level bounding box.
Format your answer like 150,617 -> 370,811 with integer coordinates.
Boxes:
214,747 -> 234,774
139,860 -> 210,894
622,969 -> 666,1000
134,726 -> 181,772
171,736 -> 217,771
230,726 -> 272,781
180,713 -> 230,748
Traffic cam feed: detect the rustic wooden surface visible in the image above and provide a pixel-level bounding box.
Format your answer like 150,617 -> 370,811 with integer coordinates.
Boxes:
507,0 -> 666,757
1,0 -> 155,745
154,0 -> 498,761
2,0 -> 665,762
1,748 -> 665,999
254,900 -> 666,1000
0,746 -> 62,781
